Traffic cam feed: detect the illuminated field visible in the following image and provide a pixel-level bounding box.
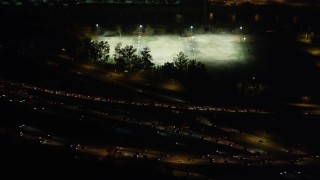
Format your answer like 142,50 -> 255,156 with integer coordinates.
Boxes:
97,34 -> 249,65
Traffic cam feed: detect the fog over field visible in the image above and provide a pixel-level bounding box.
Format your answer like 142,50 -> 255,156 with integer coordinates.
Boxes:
97,34 -> 251,66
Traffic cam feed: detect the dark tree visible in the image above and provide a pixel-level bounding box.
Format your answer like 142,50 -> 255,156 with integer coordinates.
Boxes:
122,45 -> 138,70
77,39 -> 110,63
89,41 -> 99,62
139,47 -> 154,72
158,52 -> 207,86
173,52 -> 188,72
114,42 -> 125,70
196,61 -> 206,75
95,41 -> 110,63
161,62 -> 176,79
187,59 -> 206,75
187,59 -> 198,74
77,38 -> 92,61
114,43 -> 138,71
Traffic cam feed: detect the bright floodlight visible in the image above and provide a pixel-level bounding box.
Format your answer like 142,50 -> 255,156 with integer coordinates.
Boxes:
240,26 -> 242,30
190,26 -> 193,29
139,25 -> 143,28
96,24 -> 99,27
243,37 -> 246,40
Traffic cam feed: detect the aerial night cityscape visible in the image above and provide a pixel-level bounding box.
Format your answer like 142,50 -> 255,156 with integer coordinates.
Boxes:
1,0 -> 320,179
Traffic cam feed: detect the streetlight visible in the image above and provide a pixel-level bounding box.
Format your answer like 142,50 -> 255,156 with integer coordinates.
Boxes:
138,25 -> 143,37
138,25 -> 143,54
96,24 -> 99,35
190,26 -> 195,56
239,26 -> 243,42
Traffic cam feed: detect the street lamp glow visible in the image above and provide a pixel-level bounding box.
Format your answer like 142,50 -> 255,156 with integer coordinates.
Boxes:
240,26 -> 242,30
139,25 -> 143,28
96,24 -> 99,27
190,26 -> 194,37
243,37 -> 246,40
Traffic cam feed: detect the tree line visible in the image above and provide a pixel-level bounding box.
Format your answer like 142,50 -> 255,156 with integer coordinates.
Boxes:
77,38 -> 207,85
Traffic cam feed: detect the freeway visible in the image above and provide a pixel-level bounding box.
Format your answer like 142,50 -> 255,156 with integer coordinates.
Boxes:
1,79 -> 320,179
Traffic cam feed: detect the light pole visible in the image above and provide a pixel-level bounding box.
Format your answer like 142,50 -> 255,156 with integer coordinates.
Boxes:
139,24 -> 143,36
137,25 -> 143,54
239,26 -> 243,42
96,23 -> 99,35
190,26 -> 195,56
